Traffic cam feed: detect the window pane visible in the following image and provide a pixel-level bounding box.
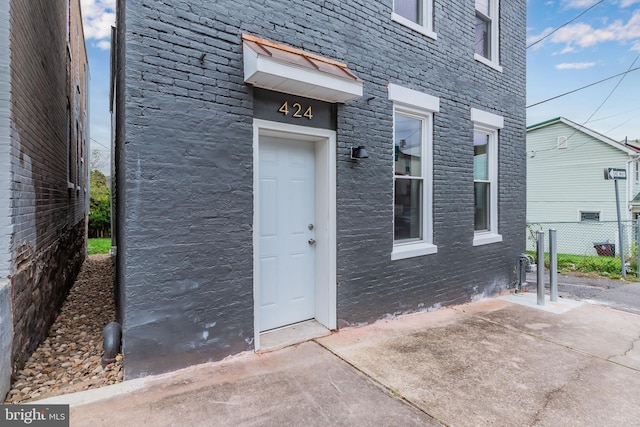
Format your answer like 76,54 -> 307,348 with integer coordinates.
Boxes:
394,178 -> 423,241
580,212 -> 600,222
395,113 -> 422,177
394,0 -> 422,24
475,0 -> 489,16
473,132 -> 489,181
475,15 -> 490,57
474,182 -> 490,231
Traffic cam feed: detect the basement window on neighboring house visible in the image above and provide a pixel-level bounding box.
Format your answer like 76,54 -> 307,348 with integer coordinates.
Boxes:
580,211 -> 601,222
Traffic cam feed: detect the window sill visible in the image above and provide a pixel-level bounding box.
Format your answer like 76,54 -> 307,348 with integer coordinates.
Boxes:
474,54 -> 503,73
473,233 -> 503,246
392,242 -> 438,260
391,13 -> 437,40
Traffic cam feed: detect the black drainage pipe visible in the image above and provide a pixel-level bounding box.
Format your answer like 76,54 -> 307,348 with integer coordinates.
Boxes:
102,322 -> 122,367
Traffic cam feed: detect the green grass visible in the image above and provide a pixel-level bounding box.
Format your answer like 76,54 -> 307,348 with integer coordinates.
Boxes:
527,250 -> 635,279
88,238 -> 111,255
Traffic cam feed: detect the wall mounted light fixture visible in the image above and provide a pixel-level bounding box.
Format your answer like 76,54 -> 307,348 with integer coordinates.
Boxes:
350,146 -> 369,160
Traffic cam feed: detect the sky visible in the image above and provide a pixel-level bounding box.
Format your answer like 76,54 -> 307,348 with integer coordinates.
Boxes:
81,0 -> 115,175
81,0 -> 640,174
527,0 -> 640,142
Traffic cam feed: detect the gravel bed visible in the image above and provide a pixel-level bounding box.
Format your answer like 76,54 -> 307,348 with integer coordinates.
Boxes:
3,254 -> 122,403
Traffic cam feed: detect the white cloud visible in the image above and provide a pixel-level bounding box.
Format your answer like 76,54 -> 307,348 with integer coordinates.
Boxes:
620,0 -> 640,7
97,40 -> 111,50
549,10 -> 640,51
552,22 -> 616,47
557,45 -> 578,54
527,27 -> 554,49
562,0 -> 600,8
555,61 -> 597,69
81,0 -> 116,42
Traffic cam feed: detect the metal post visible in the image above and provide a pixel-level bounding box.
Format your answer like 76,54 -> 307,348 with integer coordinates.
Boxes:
614,180 -> 626,278
549,229 -> 558,302
536,230 -> 545,306
637,219 -> 640,279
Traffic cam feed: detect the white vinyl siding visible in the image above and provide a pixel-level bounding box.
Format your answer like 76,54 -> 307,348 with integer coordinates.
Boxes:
527,121 -> 632,224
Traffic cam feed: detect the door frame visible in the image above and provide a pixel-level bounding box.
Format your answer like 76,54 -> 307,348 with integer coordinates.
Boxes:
253,119 -> 337,350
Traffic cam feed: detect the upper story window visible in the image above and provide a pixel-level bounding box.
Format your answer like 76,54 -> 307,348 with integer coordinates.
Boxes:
392,0 -> 436,40
388,84 -> 439,260
474,0 -> 502,72
471,108 -> 503,246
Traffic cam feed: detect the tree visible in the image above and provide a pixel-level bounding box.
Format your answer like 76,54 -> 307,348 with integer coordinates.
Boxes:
91,149 -> 108,174
89,169 -> 111,238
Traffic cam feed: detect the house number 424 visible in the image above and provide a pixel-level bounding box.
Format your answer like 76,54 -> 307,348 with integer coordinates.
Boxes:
278,101 -> 313,119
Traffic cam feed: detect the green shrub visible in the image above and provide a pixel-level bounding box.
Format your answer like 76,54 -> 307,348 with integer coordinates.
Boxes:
527,250 -> 624,276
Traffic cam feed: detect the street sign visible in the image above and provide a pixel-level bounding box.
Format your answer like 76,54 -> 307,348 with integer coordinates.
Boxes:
604,167 -> 628,278
604,168 -> 627,180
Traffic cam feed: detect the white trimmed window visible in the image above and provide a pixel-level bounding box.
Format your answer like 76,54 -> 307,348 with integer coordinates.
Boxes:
580,211 -> 601,222
471,108 -> 503,246
392,0 -> 436,39
474,0 -> 501,72
388,84 -> 439,260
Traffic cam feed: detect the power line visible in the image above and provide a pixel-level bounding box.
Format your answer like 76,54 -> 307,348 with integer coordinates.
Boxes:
529,52 -> 640,157
527,0 -> 605,49
605,111 -> 640,134
582,52 -> 640,127
588,108 -> 640,123
526,65 -> 640,108
90,137 -> 109,150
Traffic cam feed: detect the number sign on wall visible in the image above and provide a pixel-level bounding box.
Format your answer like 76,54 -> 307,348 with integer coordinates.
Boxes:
253,88 -> 336,130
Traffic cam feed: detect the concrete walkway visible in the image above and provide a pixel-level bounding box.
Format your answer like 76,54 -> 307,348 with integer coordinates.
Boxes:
40,296 -> 640,426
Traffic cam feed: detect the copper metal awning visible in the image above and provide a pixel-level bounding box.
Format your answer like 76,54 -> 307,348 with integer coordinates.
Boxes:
242,33 -> 363,103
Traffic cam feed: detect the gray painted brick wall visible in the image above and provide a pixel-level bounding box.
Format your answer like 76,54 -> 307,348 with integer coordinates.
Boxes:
3,0 -> 88,391
117,0 -> 526,377
0,0 -> 11,401
0,0 -> 11,277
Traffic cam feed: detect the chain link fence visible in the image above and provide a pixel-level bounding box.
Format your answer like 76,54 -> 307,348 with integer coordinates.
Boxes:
526,221 -> 637,257
526,220 -> 640,276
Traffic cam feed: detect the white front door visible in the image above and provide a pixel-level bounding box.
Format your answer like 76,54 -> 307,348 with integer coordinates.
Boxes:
259,136 -> 316,332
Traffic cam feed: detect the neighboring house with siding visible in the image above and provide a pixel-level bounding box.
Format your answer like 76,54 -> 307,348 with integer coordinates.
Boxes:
111,0 -> 526,378
0,0 -> 88,399
526,117 -> 640,255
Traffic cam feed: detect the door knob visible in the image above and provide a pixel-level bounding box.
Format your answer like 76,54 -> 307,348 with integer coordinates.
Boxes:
308,238 -> 316,246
